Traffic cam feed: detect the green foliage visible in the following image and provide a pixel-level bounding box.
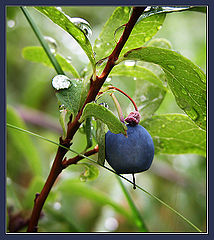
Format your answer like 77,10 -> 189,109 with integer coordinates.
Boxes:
79,163 -> 100,181
55,78 -> 83,118
80,103 -> 127,135
123,47 -> 206,129
93,7 -> 165,61
22,46 -> 80,78
35,7 -> 96,67
142,114 -> 206,156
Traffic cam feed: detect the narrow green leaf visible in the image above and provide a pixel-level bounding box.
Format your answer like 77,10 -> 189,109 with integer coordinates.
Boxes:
7,105 -> 42,176
123,47 -> 206,129
96,120 -> 106,166
93,7 -> 165,61
79,163 -> 99,181
80,103 -> 127,135
22,46 -> 80,78
55,79 -> 83,118
35,7 -> 95,67
110,64 -> 166,89
142,114 -> 206,156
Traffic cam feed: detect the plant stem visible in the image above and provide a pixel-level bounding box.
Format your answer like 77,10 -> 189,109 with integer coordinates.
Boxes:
24,6 -> 146,232
116,176 -> 149,232
20,6 -> 64,75
110,93 -> 125,123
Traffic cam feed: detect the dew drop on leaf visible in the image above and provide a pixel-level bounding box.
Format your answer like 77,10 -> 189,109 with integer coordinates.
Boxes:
68,17 -> 92,37
161,124 -> 165,128
44,36 -> 58,54
52,75 -> 71,90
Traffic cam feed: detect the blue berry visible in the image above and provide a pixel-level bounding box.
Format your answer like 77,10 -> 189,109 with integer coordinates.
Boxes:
105,124 -> 154,174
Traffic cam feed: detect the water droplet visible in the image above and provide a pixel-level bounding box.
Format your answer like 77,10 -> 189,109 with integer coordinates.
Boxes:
56,7 -> 63,12
68,17 -> 92,37
204,116 -> 206,121
106,42 -> 110,46
133,77 -> 137,81
167,65 -> 175,70
176,98 -> 189,109
66,56 -> 72,63
181,89 -> 187,95
162,124 -> 165,128
124,61 -> 136,67
157,26 -> 162,30
144,6 -> 152,12
53,202 -> 61,210
104,217 -> 119,231
106,77 -> 111,82
44,36 -> 57,54
52,75 -> 71,90
185,107 -> 198,121
7,19 -> 15,28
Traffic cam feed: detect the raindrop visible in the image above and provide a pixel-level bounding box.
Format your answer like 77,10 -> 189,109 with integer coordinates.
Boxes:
106,42 -> 110,46
157,26 -> 162,31
56,7 -> 63,12
106,77 -> 111,82
167,65 -> 175,70
185,107 -> 198,121
204,115 -> 206,121
53,202 -> 61,210
44,36 -> 58,54
7,19 -> 15,28
104,217 -> 119,231
177,98 -> 189,109
144,6 -> 152,12
68,17 -> 92,37
66,56 -> 72,63
162,124 -> 165,128
52,75 -> 71,90
133,77 -> 137,81
124,61 -> 136,67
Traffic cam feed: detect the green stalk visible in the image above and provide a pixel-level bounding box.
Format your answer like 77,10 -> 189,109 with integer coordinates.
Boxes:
116,175 -> 148,232
20,6 -> 64,75
7,123 -> 203,233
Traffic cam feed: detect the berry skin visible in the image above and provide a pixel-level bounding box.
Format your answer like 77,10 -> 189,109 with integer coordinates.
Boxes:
105,124 -> 154,174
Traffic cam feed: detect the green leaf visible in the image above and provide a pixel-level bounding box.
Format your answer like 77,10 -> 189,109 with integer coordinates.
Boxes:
142,114 -> 206,156
80,103 -> 127,135
55,79 -> 83,117
35,7 -> 96,67
123,47 -> 206,129
7,105 -> 42,176
110,64 -> 166,89
79,163 -> 99,181
96,120 -> 106,166
138,6 -> 195,20
93,7 -> 165,61
22,46 -> 80,78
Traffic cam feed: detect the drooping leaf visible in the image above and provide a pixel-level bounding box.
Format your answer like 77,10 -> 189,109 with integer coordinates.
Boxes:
110,64 -> 166,89
93,7 -> 165,62
35,7 -> 96,67
96,120 -> 106,166
80,103 -> 127,135
123,47 -> 206,129
79,163 -> 99,181
7,105 -> 42,176
55,79 -> 83,118
22,46 -> 80,78
142,114 -> 206,156
137,6 -> 195,20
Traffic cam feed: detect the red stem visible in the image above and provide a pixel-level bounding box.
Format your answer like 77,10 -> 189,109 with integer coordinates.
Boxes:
27,7 -> 146,232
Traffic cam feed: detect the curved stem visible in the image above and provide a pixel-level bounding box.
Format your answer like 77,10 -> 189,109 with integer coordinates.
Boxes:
108,86 -> 138,111
110,93 -> 125,123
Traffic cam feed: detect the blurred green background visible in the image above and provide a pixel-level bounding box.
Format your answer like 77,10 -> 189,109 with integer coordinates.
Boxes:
6,6 -> 206,232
